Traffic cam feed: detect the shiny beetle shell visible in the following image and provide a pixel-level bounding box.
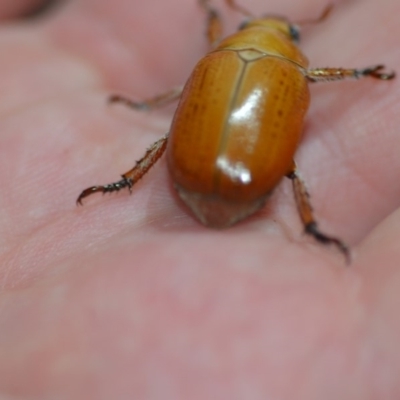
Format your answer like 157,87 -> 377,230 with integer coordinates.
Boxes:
167,24 -> 310,227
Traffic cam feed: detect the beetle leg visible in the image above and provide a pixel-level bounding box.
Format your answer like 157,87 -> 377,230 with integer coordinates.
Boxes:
108,86 -> 183,111
224,0 -> 253,18
199,0 -> 224,47
305,64 -> 395,82
77,134 -> 169,205
286,166 -> 350,263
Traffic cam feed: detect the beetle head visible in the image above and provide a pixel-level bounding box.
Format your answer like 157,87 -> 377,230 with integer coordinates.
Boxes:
239,17 -> 300,44
237,4 -> 332,44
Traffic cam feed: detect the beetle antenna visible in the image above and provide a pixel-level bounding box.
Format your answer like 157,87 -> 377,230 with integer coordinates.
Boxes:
225,0 -> 255,18
295,4 -> 333,26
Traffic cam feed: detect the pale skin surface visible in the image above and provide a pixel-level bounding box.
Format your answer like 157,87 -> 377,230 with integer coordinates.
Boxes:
0,0 -> 399,398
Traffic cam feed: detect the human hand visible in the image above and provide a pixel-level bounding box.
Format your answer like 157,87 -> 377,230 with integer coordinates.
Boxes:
0,0 -> 399,399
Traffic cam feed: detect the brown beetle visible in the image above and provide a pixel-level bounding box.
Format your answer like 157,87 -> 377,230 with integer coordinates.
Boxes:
77,0 -> 395,261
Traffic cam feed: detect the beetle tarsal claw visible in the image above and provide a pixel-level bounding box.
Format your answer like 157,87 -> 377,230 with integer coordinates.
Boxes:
76,178 -> 133,205
361,65 -> 396,80
108,94 -> 126,104
305,222 -> 351,264
76,186 -> 104,205
108,94 -> 147,109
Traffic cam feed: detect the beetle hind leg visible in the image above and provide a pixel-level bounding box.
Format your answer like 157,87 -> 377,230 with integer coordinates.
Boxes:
286,165 -> 350,263
77,134 -> 169,205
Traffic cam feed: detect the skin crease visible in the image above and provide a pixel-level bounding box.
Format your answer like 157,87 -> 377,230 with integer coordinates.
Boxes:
0,0 -> 399,398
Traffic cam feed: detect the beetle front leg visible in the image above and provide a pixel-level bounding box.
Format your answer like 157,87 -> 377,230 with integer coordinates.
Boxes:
109,86 -> 183,111
224,0 -> 253,18
306,64 -> 395,82
199,0 -> 224,47
77,134 -> 169,205
286,165 -> 350,263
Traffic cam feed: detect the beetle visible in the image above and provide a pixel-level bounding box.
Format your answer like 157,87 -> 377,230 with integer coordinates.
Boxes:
77,0 -> 395,261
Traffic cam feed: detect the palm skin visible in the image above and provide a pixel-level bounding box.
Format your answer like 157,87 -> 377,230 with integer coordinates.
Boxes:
0,0 -> 399,399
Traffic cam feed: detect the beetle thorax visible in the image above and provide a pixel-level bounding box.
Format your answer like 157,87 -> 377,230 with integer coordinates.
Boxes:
215,27 -> 309,68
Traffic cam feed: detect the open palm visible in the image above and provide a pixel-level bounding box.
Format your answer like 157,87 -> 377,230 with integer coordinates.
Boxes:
0,0 -> 399,399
